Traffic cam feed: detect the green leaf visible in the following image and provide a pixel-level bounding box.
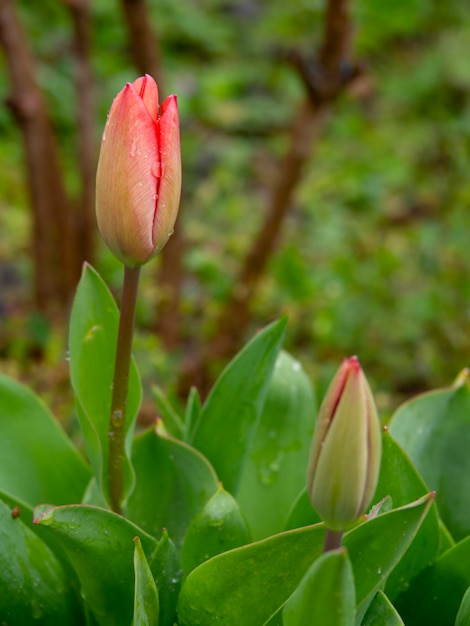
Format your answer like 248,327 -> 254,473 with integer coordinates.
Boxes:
361,591 -> 404,625
152,386 -> 183,439
455,586 -> 470,626
180,485 -> 251,577
0,373 -> 90,507
283,548 -> 355,626
69,263 -> 141,505
190,317 -> 287,493
344,493 -> 435,622
34,503 -> 158,626
438,519 -> 455,555
284,487 -> 322,530
183,386 -> 201,442
389,382 -> 470,540
0,499 -> 82,625
236,350 -> 316,539
149,530 -> 181,626
394,536 -> 470,626
373,430 -> 440,600
133,537 -> 159,626
177,522 -> 327,626
126,424 -> 218,549
177,494 -> 433,626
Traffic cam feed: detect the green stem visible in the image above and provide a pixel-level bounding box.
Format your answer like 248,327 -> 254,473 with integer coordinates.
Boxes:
323,528 -> 344,553
108,265 -> 141,514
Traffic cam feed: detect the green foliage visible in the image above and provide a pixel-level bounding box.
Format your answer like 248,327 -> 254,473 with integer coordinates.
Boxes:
126,424 -> 218,548
69,263 -> 141,506
189,316 -> 287,493
0,500 -> 82,625
133,537 -> 160,626
180,485 -> 251,577
0,260 -> 469,623
282,548 -> 355,626
389,378 -> 470,540
0,373 -> 90,507
395,536 -> 470,626
361,591 -> 404,626
2,0 -> 470,613
236,350 -> 316,540
34,504 -> 159,626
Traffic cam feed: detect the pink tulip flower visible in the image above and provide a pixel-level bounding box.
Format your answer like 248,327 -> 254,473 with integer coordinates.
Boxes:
96,75 -> 181,266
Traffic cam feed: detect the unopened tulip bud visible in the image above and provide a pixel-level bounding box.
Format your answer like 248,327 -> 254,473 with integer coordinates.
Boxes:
96,74 -> 181,267
307,356 -> 382,531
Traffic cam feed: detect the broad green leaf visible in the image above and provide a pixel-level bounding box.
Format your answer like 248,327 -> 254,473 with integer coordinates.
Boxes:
0,500 -> 82,625
149,530 -> 181,626
344,493 -> 435,622
177,522 -> 327,626
283,548 -> 355,626
177,495 -> 432,626
133,537 -> 159,626
180,485 -> 251,577
34,503 -> 158,626
389,381 -> 470,540
373,430 -> 440,600
455,586 -> 470,626
0,491 -> 81,581
126,424 -> 218,549
69,263 -> 141,505
236,350 -> 316,539
394,536 -> 470,626
438,519 -> 455,555
361,591 -> 404,625
190,317 -> 287,493
0,374 -> 90,507
152,386 -> 183,439
284,487 -> 322,530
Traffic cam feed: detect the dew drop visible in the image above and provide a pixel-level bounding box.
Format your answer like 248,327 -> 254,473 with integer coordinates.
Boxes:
129,140 -> 137,157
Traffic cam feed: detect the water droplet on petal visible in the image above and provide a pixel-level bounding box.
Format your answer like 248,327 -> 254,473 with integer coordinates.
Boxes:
129,139 -> 137,157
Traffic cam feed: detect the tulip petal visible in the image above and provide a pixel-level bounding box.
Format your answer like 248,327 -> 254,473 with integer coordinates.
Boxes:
96,83 -> 159,266
132,75 -> 159,124
152,95 -> 182,253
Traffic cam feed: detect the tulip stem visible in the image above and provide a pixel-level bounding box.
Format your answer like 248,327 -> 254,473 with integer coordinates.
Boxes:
108,264 -> 141,514
323,529 -> 344,553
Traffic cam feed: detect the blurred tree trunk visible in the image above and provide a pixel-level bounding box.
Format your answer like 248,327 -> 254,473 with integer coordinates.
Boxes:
179,0 -> 362,396
65,0 -> 96,264
119,0 -> 185,350
0,0 -> 83,314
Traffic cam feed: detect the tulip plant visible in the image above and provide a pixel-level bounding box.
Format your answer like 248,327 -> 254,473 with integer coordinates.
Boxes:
1,76 -> 470,626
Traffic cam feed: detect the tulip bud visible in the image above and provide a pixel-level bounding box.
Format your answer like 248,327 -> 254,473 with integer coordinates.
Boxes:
307,356 -> 382,531
96,74 -> 181,267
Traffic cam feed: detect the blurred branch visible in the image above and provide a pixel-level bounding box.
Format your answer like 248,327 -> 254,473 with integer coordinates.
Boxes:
119,0 -> 163,80
180,0 -> 361,395
0,0 -> 79,313
119,0 -> 185,350
63,0 -> 96,263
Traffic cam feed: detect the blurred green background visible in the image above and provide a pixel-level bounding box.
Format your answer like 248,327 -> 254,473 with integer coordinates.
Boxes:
0,0 -> 469,419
